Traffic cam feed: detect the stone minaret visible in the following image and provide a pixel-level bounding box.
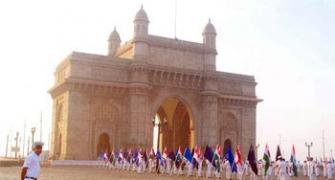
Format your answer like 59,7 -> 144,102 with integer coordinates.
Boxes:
133,5 -> 149,60
108,27 -> 121,57
202,19 -> 217,71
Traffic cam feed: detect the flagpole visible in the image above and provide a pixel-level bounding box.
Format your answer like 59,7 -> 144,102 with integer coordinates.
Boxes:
40,112 -> 43,141
22,120 -> 26,157
174,0 -> 177,39
322,129 -> 325,160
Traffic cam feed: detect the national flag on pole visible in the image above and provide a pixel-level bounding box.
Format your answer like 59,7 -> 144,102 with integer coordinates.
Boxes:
235,145 -> 243,165
247,144 -> 258,175
235,145 -> 243,173
225,146 -> 237,172
156,149 -> 162,162
192,145 -> 201,169
290,145 -> 298,177
204,145 -> 214,162
168,150 -> 176,161
263,144 -> 271,175
149,148 -> 156,160
163,147 -> 169,159
275,145 -> 282,161
213,145 -> 222,172
175,146 -> 183,169
142,150 -> 148,163
184,147 -> 193,163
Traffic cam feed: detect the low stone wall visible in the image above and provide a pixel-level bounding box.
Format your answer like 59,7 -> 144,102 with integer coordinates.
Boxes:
0,159 -> 23,167
50,160 -> 102,166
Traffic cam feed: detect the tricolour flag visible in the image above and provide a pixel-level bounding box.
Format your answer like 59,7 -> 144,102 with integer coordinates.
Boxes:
290,145 -> 298,177
175,146 -> 183,169
213,145 -> 222,172
263,144 -> 271,175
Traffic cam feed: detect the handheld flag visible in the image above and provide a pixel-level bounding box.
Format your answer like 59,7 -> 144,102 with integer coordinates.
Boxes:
213,145 -> 222,172
184,147 -> 193,163
263,144 -> 271,175
225,146 -> 237,172
192,145 -> 201,169
247,144 -> 258,175
275,145 -> 282,161
175,146 -> 183,169
168,150 -> 176,161
290,145 -> 298,177
235,145 -> 243,166
204,145 -> 214,162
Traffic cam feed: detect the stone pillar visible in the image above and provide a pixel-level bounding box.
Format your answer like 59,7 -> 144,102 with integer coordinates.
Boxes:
49,100 -> 58,159
241,106 -> 257,157
128,64 -> 152,149
62,90 -> 91,160
200,93 -> 218,147
128,85 -> 152,148
200,74 -> 219,147
49,92 -> 69,160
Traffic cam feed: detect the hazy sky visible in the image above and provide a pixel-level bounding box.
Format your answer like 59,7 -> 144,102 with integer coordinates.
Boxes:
0,0 -> 334,160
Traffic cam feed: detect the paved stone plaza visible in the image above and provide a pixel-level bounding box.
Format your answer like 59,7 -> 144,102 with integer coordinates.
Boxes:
0,166 -> 328,180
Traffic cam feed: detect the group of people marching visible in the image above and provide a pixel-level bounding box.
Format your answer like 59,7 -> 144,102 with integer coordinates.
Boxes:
99,144 -> 335,180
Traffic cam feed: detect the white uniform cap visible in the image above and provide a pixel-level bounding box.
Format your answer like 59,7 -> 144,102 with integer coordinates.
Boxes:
32,141 -> 44,148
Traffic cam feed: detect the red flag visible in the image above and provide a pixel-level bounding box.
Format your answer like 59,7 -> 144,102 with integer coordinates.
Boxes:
163,147 -> 169,159
235,145 -> 243,165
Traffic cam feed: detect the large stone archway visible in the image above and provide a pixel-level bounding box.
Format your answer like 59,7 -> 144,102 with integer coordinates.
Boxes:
49,7 -> 261,160
153,97 -> 195,151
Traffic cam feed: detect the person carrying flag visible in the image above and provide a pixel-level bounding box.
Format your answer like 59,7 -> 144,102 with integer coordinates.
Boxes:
174,146 -> 183,175
326,160 -> 333,179
290,145 -> 298,177
235,145 -> 244,180
193,145 -> 203,177
213,144 -> 222,178
167,149 -> 176,175
155,149 -> 162,174
162,147 -> 171,174
263,144 -> 271,180
137,148 -> 145,173
204,145 -> 214,178
183,147 -> 193,177
148,148 -> 156,173
247,144 -> 258,180
224,146 -> 237,180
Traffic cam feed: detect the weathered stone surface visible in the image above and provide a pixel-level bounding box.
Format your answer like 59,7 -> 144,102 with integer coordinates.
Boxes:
49,7 -> 261,160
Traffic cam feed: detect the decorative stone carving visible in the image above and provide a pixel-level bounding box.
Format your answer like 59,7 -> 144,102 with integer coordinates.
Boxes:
49,7 -> 261,160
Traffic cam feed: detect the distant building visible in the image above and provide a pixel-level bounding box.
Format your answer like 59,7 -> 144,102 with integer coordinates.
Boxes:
49,6 -> 261,160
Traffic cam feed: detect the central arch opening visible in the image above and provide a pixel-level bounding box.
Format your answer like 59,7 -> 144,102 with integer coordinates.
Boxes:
153,97 -> 194,151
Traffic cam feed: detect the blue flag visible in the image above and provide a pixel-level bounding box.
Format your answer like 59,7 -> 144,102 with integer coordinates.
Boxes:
184,147 -> 193,163
156,149 -> 162,160
156,149 -> 165,166
225,147 -> 237,172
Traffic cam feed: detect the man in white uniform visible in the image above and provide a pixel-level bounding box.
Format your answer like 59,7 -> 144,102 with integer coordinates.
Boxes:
327,161 -> 333,179
21,141 -> 44,180
278,158 -> 288,180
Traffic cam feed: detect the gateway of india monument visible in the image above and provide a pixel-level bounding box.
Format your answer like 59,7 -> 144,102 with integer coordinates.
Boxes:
49,6 -> 261,160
